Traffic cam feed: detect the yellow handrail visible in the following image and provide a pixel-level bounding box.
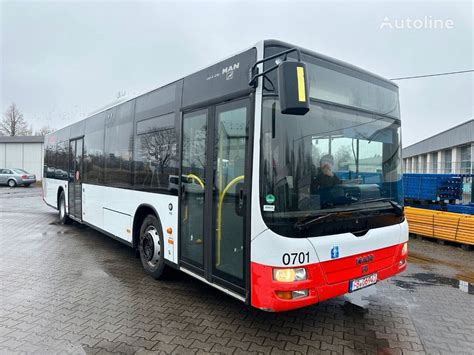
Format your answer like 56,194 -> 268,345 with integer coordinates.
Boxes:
186,174 -> 205,189
183,174 -> 204,222
216,175 -> 244,266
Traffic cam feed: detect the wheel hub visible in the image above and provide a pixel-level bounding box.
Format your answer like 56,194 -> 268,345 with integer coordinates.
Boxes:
142,227 -> 160,265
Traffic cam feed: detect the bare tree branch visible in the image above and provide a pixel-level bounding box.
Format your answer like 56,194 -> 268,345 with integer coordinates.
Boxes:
35,125 -> 56,136
0,103 -> 32,136
140,128 -> 177,173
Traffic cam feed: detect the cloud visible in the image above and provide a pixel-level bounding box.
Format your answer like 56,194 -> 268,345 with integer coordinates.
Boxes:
1,0 -> 472,145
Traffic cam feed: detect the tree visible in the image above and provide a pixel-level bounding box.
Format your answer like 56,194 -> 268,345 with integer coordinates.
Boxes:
334,145 -> 353,170
0,103 -> 31,136
139,128 -> 178,186
35,125 -> 55,136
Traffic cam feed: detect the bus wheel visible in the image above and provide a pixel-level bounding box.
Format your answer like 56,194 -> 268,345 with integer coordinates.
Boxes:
139,215 -> 166,279
59,191 -> 71,225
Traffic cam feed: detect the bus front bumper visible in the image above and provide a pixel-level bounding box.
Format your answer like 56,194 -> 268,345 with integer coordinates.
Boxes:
250,242 -> 408,312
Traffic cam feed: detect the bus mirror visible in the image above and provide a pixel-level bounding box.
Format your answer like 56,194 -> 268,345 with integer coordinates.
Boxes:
277,61 -> 310,115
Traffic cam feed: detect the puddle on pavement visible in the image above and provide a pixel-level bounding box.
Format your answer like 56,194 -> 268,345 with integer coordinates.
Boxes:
403,251 -> 474,294
343,283 -> 378,310
392,279 -> 418,291
338,288 -> 393,353
408,251 -> 470,271
394,272 -> 474,295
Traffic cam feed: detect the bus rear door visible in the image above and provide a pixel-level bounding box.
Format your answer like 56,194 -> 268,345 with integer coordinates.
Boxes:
68,137 -> 84,220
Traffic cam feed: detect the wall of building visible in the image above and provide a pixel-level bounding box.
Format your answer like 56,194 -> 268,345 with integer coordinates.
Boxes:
403,142 -> 473,174
0,142 -> 44,180
402,120 -> 474,174
403,120 -> 474,158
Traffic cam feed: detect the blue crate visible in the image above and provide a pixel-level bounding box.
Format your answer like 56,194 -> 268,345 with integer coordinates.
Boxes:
403,174 -> 464,201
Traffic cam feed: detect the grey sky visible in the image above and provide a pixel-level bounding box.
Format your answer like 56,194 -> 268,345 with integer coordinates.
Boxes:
1,0 -> 472,146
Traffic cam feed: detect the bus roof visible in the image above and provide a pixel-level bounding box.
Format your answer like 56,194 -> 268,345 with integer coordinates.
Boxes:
46,39 -> 397,138
263,39 -> 398,88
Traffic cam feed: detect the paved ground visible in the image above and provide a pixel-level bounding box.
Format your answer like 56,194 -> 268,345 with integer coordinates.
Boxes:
0,186 -> 473,355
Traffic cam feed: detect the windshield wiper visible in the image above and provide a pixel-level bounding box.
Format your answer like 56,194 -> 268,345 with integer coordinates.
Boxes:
294,199 -> 403,231
294,209 -> 364,230
350,197 -> 404,216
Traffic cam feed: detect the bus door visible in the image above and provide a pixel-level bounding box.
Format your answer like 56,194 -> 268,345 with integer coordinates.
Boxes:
180,98 -> 251,294
68,137 -> 84,220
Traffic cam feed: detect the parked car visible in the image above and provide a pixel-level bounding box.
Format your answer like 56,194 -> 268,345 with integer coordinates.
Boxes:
0,168 -> 36,187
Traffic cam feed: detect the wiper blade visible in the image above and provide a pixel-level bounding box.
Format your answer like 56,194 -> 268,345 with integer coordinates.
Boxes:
294,209 -> 359,230
294,200 -> 403,231
351,198 -> 404,216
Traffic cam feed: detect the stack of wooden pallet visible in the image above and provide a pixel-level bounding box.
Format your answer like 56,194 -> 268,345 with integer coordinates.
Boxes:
405,207 -> 474,245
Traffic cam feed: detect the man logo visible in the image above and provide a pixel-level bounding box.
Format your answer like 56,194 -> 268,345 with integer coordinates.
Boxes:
356,254 -> 374,265
222,62 -> 240,80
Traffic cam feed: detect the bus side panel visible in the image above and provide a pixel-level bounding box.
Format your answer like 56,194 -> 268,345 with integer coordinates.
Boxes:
82,184 -> 179,264
43,177 -> 67,210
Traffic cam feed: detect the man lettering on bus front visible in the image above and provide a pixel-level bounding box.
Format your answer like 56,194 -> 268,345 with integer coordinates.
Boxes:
311,154 -> 341,208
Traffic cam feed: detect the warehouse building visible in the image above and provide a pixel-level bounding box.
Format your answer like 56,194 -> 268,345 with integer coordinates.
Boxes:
403,119 -> 474,174
0,136 -> 45,181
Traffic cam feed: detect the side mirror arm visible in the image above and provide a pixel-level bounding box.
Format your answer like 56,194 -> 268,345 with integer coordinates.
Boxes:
249,47 -> 302,88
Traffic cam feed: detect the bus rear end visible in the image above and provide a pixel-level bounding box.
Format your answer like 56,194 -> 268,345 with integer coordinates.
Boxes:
250,40 -> 407,312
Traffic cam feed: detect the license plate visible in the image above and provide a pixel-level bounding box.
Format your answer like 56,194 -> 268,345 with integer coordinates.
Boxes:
29,175 -> 34,179
349,273 -> 377,292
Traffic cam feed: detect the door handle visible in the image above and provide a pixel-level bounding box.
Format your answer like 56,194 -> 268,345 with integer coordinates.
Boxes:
234,186 -> 245,217
238,188 -> 244,209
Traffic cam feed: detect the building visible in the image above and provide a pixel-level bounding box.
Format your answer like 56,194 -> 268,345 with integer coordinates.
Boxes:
402,120 -> 474,174
0,136 -> 45,180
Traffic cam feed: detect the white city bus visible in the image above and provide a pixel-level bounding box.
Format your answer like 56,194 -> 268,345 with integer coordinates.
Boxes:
43,40 -> 408,312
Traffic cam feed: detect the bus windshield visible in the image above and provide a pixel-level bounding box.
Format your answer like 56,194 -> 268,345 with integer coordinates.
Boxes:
260,99 -> 403,238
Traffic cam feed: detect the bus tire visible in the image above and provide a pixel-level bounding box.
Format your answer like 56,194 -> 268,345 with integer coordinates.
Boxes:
58,191 -> 72,225
138,215 -> 166,279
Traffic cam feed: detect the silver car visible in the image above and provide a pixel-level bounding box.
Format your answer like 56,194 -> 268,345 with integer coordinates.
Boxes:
0,168 -> 37,187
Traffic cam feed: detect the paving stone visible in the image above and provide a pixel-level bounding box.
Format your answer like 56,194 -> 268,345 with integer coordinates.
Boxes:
210,343 -> 236,354
132,337 -> 159,350
189,339 -> 214,352
1,186 -> 473,355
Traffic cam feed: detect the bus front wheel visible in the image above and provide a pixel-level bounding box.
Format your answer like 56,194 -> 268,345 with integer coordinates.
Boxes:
138,215 -> 166,279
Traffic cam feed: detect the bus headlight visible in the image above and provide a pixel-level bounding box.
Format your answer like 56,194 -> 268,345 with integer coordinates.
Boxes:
273,268 -> 307,282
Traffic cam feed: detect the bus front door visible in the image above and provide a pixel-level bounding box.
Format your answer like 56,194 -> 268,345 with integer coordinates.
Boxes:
68,137 -> 84,220
180,98 -> 250,295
